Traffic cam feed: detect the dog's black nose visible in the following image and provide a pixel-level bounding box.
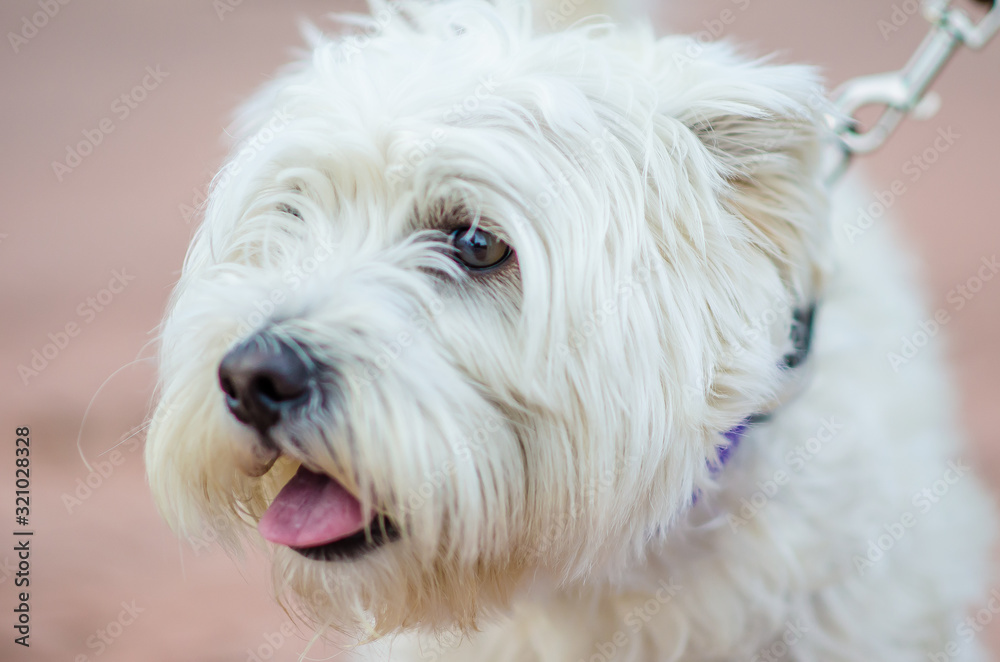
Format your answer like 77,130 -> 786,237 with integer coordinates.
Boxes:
218,337 -> 312,432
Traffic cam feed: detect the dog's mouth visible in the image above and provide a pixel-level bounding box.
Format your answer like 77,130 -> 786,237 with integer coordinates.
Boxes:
258,465 -> 398,561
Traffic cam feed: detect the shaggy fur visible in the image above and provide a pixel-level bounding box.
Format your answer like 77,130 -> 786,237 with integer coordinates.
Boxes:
145,1 -> 995,659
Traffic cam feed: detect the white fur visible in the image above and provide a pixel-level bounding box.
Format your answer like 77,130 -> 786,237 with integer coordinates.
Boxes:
145,1 -> 995,659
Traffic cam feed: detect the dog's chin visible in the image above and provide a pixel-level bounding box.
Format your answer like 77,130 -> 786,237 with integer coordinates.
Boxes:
291,517 -> 400,562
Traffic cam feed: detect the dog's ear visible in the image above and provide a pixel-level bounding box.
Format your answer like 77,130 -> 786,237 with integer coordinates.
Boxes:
605,39 -> 834,423
656,40 -> 832,298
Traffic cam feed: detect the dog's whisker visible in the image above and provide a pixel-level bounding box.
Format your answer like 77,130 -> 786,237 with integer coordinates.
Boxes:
97,421 -> 152,457
77,355 -> 156,472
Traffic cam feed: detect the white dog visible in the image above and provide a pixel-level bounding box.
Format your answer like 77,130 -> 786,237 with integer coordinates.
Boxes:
145,1 -> 996,659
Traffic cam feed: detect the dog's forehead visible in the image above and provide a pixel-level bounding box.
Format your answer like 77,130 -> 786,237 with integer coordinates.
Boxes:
217,3 -> 646,256
243,55 -> 602,238
292,42 -> 592,163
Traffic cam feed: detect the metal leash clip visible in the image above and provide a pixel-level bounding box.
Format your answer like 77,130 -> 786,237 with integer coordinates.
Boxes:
824,0 -> 999,184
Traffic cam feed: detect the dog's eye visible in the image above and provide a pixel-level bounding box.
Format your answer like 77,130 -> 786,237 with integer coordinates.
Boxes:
449,226 -> 511,270
276,203 -> 302,220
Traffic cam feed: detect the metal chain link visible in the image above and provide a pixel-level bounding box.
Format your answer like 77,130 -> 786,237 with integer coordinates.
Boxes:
824,0 -> 999,184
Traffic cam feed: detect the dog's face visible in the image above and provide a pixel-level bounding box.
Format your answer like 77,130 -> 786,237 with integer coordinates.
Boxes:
146,0 -> 829,638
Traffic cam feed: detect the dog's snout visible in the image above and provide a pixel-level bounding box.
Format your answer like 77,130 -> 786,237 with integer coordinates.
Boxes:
218,337 -> 312,432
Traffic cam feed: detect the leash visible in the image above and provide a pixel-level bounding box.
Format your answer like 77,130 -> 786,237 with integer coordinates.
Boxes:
824,0 -> 999,184
716,0 -> 998,470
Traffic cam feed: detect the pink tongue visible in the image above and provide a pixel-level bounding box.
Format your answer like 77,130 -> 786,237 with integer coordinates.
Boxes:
258,466 -> 369,548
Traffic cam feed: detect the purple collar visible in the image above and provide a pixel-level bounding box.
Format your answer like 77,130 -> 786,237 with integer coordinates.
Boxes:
691,423 -> 750,505
713,422 -> 748,472
692,421 -> 755,505
705,303 -> 817,477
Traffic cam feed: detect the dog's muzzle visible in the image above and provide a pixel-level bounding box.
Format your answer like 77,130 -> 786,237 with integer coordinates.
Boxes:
218,334 -> 312,433
218,333 -> 399,560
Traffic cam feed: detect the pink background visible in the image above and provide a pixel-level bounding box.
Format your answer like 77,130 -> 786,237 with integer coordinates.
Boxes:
0,1 -> 997,660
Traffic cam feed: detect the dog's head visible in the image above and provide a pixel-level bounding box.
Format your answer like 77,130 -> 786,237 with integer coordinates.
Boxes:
146,0 -> 830,639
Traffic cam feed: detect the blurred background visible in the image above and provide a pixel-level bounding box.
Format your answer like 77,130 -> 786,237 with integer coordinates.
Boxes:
0,0 -> 997,659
